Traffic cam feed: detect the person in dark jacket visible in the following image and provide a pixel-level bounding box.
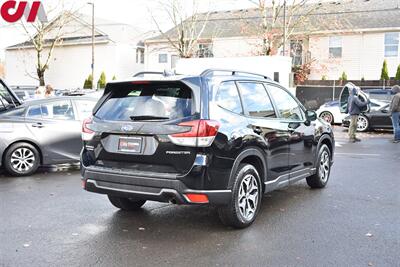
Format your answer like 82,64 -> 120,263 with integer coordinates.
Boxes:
390,85 -> 400,143
346,87 -> 368,142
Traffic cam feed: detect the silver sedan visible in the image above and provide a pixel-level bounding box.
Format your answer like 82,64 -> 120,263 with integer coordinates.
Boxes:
0,96 -> 98,176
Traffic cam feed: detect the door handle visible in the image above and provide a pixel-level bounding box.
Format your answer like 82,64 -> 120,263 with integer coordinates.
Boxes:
253,127 -> 263,135
32,123 -> 44,128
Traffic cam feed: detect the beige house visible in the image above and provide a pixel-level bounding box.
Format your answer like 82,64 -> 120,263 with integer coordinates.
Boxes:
0,62 -> 4,78
145,0 -> 400,81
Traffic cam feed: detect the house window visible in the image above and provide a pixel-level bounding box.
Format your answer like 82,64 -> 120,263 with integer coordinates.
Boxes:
384,32 -> 399,57
329,36 -> 342,58
136,48 -> 144,64
159,54 -> 168,63
196,43 -> 213,58
290,40 -> 303,66
171,55 -> 179,69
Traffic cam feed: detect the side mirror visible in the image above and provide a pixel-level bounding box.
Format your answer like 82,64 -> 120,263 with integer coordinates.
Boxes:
306,110 -> 317,122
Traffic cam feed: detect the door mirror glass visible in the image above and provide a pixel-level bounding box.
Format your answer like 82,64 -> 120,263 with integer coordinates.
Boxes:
306,110 -> 317,122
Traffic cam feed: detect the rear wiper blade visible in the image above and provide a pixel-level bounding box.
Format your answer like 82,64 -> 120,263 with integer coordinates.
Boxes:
130,115 -> 170,121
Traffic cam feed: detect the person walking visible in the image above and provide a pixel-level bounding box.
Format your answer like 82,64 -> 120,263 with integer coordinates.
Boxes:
346,87 -> 368,143
45,84 -> 54,98
390,85 -> 400,143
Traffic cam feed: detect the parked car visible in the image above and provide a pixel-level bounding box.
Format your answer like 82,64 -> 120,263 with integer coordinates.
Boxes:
81,69 -> 335,228
10,86 -> 36,102
0,93 -> 98,176
342,103 -> 392,132
316,99 -> 389,124
316,100 -> 346,124
364,88 -> 395,102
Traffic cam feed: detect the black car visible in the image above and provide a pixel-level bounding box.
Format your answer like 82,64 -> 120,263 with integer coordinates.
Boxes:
81,70 -> 335,228
342,103 -> 392,132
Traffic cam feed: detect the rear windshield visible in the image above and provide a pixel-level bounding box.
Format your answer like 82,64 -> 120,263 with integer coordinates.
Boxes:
95,82 -> 194,121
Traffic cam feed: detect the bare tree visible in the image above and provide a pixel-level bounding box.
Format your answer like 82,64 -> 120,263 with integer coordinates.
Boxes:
150,0 -> 212,58
20,2 -> 78,86
247,0 -> 322,56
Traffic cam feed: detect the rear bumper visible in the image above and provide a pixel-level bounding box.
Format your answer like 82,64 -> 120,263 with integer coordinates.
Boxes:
81,165 -> 232,205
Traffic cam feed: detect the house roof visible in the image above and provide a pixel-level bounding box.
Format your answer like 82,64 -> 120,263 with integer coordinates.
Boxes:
147,0 -> 400,42
6,13 -> 146,50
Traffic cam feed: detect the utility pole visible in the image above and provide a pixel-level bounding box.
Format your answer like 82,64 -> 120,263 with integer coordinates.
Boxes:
88,2 -> 95,90
283,0 -> 287,56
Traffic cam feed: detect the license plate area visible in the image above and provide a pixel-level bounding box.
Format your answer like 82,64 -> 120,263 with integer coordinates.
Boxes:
118,137 -> 143,154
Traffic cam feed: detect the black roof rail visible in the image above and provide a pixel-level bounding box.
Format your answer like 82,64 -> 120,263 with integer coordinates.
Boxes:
200,69 -> 271,80
133,70 -> 177,78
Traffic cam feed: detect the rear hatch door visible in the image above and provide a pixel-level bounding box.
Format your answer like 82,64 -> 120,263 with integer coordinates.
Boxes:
89,80 -> 202,175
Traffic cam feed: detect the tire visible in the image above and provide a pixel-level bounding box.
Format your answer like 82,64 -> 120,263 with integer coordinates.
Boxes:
108,195 -> 146,211
319,111 -> 334,124
307,144 -> 331,189
218,164 -> 262,229
357,115 -> 369,132
4,142 -> 40,177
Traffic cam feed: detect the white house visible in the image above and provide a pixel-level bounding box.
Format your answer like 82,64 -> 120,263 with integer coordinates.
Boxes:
5,13 -> 147,89
145,0 -> 400,81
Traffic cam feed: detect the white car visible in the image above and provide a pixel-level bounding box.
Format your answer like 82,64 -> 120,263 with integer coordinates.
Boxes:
316,99 -> 389,124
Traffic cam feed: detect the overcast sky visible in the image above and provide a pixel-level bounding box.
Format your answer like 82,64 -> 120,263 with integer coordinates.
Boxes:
0,0 -> 257,60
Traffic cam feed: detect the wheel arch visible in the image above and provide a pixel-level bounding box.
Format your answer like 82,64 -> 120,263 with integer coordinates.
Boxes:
2,140 -> 43,166
315,134 -> 334,167
228,148 -> 268,193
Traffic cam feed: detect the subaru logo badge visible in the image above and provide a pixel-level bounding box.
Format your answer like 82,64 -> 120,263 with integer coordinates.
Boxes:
121,125 -> 134,132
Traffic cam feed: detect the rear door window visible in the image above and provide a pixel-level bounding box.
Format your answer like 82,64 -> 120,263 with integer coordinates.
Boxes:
27,100 -> 75,120
237,82 -> 276,118
267,85 -> 304,121
95,82 -> 194,121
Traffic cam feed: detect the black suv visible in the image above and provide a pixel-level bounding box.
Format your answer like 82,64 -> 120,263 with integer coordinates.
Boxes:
81,70 -> 334,228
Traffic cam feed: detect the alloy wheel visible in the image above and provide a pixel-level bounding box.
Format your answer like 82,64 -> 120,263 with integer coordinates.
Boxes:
10,148 -> 36,173
320,112 -> 333,124
357,116 -> 368,132
238,174 -> 259,221
319,150 -> 330,182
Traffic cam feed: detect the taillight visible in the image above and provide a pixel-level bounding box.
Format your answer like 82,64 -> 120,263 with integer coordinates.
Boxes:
168,120 -> 220,147
184,193 -> 209,204
82,117 -> 95,141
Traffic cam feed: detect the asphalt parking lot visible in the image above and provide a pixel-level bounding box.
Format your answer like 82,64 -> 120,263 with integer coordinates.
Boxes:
1,127 -> 399,267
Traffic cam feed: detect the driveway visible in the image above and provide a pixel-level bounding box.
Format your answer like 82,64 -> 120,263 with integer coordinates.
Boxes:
1,127 -> 399,267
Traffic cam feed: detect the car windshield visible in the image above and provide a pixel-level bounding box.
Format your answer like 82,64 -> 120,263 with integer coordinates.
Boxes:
95,82 -> 194,121
0,82 -> 18,111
